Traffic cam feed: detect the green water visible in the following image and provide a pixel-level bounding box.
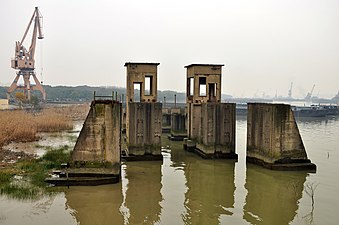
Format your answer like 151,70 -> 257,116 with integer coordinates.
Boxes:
1,117 -> 339,225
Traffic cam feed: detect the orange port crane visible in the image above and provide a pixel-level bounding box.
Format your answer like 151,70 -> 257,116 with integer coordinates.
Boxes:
7,7 -> 46,101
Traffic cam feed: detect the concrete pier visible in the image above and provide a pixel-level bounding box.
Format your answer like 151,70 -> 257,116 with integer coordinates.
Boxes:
162,108 -> 171,133
127,102 -> 162,156
185,64 -> 237,159
169,108 -> 187,141
196,102 -> 236,158
247,103 -> 316,171
72,100 -> 122,166
125,62 -> 162,160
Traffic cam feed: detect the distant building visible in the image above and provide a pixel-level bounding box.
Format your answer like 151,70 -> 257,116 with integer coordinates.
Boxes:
0,99 -> 9,110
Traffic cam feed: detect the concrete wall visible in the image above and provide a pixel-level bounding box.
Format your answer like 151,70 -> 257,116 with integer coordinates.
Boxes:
170,108 -> 186,136
196,103 -> 236,156
247,103 -> 312,167
127,102 -> 162,156
187,103 -> 201,140
72,100 -> 121,165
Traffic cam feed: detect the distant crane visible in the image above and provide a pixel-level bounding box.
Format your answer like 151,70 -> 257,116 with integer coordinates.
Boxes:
288,82 -> 293,99
332,90 -> 339,103
7,7 -> 46,101
305,84 -> 315,101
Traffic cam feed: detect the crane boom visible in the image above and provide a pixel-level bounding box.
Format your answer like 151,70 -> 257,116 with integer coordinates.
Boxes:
310,84 -> 315,96
305,84 -> 315,101
12,7 -> 44,70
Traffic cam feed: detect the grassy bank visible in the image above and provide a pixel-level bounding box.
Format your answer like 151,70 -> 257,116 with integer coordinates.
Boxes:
0,145 -> 71,199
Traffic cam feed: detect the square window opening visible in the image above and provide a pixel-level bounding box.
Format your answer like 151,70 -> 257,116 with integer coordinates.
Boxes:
199,77 -> 207,96
145,76 -> 153,96
133,83 -> 141,102
187,77 -> 194,97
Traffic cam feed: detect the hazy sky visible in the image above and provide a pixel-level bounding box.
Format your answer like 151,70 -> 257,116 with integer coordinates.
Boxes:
1,0 -> 338,98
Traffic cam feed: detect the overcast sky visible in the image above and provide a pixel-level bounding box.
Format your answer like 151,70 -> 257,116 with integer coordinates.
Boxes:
1,0 -> 338,98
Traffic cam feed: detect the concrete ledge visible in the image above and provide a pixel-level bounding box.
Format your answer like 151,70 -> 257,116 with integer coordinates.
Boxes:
45,176 -> 119,186
168,134 -> 188,141
247,156 -> 317,172
194,147 -> 238,160
183,139 -> 238,159
45,167 -> 120,186
183,139 -> 196,152
162,127 -> 171,133
122,154 -> 163,161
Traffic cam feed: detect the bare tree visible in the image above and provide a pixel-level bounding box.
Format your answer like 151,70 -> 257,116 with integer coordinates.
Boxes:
304,182 -> 319,208
303,182 -> 319,224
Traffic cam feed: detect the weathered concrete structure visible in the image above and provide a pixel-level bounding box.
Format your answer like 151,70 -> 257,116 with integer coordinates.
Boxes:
72,100 -> 122,166
125,62 -> 162,160
185,64 -> 237,159
247,103 -> 316,171
169,108 -> 187,141
162,108 -> 171,133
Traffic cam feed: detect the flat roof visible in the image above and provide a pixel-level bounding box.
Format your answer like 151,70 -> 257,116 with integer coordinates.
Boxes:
124,62 -> 160,66
184,64 -> 224,68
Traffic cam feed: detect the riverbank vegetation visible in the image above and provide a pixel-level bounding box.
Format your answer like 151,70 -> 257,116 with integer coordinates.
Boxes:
0,104 -> 89,199
0,104 -> 88,148
0,145 -> 71,199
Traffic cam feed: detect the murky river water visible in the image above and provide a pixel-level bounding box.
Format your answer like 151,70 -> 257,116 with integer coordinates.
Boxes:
1,116 -> 339,225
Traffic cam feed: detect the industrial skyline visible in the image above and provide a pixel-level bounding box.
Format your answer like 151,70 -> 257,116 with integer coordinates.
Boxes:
1,0 -> 338,99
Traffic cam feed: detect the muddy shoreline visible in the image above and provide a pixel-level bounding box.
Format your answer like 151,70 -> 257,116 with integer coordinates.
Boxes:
0,149 -> 36,167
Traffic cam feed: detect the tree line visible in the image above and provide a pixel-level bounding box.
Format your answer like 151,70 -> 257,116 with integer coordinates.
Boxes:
0,85 -> 187,103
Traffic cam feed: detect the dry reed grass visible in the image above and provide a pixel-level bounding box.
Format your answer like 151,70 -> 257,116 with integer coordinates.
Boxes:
0,104 -> 89,147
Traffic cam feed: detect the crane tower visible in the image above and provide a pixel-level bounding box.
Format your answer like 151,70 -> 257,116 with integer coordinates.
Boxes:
7,7 -> 46,101
288,82 -> 293,99
305,84 -> 315,102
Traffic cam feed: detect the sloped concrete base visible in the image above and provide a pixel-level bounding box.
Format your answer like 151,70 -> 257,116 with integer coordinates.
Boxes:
247,156 -> 317,172
183,139 -> 238,159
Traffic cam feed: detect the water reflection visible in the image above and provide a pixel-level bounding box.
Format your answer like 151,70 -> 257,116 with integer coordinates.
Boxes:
65,182 -> 124,225
162,136 -> 237,224
0,194 -> 76,225
296,116 -> 339,126
64,161 -> 162,225
244,164 -> 307,225
183,157 -> 236,224
124,161 -> 162,224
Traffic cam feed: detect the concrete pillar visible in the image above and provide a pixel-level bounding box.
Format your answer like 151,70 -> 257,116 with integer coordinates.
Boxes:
127,102 -> 162,156
195,103 -> 237,158
72,100 -> 122,166
184,64 -> 237,159
124,62 -> 162,160
170,108 -> 187,141
247,103 -> 316,171
162,108 -> 171,133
